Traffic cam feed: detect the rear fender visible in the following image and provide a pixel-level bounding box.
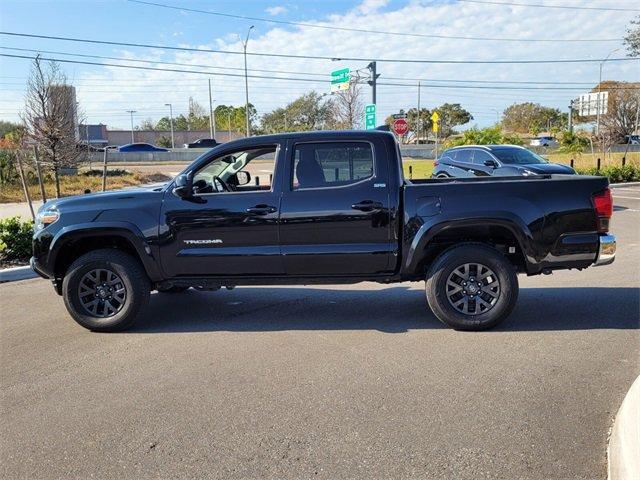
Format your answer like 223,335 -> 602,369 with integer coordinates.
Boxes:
404,216 -> 537,276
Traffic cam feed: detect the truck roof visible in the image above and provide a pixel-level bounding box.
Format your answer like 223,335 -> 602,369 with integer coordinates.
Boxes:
221,130 -> 396,149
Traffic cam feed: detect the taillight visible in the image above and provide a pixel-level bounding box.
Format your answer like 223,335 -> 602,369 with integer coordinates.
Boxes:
592,188 -> 613,233
434,159 -> 439,167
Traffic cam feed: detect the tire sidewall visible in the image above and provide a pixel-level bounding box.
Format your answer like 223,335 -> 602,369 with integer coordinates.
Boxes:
427,245 -> 518,330
63,254 -> 146,332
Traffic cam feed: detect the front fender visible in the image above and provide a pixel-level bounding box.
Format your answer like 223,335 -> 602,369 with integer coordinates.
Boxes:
48,221 -> 163,281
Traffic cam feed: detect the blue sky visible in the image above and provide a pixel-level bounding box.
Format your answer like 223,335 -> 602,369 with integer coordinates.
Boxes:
1,0 -> 638,129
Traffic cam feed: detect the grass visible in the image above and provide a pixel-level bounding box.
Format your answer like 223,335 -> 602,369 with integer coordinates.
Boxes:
544,151 -> 640,169
402,158 -> 434,179
0,171 -> 171,203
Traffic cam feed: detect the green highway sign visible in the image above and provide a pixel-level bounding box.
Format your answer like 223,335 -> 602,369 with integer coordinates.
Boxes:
331,68 -> 350,92
364,103 -> 376,130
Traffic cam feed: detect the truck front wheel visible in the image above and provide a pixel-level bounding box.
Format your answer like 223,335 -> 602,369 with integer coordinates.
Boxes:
62,249 -> 150,332
425,244 -> 519,330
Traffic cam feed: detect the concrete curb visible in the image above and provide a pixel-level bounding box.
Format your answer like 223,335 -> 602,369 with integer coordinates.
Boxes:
0,265 -> 38,283
610,182 -> 640,188
608,375 -> 640,480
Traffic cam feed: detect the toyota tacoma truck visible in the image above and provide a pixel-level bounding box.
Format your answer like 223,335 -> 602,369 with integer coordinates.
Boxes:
31,130 -> 616,332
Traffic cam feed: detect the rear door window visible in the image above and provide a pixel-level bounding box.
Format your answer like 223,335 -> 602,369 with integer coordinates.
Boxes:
292,142 -> 374,190
455,149 -> 473,163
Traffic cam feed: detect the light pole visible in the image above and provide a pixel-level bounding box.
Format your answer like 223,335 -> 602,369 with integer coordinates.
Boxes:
208,79 -> 216,139
239,26 -> 254,137
126,110 -> 136,143
596,48 -> 619,135
164,103 -> 174,148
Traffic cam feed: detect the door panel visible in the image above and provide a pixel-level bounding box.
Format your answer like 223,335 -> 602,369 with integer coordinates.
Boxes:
159,191 -> 283,277
279,139 -> 392,276
158,144 -> 284,278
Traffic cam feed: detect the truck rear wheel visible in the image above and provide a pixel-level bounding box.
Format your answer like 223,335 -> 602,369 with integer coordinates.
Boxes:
425,244 -> 518,331
62,249 -> 150,332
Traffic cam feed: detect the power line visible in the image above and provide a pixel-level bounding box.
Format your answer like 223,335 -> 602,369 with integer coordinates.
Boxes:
2,31 -> 638,64
127,0 -> 623,43
458,0 -> 640,12
0,47 -> 603,87
0,53 -> 638,91
3,53 -> 639,92
0,46 -> 327,79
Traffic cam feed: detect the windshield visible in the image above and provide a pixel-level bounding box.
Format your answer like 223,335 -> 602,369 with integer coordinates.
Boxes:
491,148 -> 547,165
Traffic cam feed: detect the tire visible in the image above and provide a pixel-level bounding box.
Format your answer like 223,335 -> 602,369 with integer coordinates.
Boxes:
425,244 -> 518,331
62,249 -> 150,332
157,285 -> 190,293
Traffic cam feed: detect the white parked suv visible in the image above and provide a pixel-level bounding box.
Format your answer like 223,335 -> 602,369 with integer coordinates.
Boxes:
530,136 -> 558,148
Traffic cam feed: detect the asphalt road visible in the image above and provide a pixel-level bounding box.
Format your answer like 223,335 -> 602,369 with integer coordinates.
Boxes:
1,188 -> 639,479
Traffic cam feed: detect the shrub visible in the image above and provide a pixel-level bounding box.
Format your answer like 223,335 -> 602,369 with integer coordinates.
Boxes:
82,169 -> 130,177
575,164 -> 640,183
0,216 -> 33,262
445,126 -> 523,148
558,131 -> 590,154
0,149 -> 19,186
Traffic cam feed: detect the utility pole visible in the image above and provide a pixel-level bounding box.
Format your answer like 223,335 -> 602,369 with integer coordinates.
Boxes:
85,124 -> 91,169
208,78 -> 215,139
164,103 -> 174,148
416,81 -> 421,144
367,61 -> 379,105
568,100 -> 573,134
126,110 -> 136,143
240,26 -> 254,137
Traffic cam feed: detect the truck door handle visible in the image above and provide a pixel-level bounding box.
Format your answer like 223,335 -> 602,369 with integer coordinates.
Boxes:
246,204 -> 277,215
351,200 -> 383,212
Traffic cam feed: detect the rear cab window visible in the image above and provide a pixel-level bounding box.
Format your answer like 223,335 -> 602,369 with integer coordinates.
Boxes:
292,142 -> 374,190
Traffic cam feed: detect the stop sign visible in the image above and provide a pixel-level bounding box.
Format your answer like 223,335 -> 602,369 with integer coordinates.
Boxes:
392,118 -> 409,136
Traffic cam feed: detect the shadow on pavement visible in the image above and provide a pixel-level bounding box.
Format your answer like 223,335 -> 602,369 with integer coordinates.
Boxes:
130,286 -> 639,334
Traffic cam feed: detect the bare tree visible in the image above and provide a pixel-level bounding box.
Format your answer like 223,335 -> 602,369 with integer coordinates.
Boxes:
597,81 -> 640,144
22,56 -> 81,198
328,81 -> 364,130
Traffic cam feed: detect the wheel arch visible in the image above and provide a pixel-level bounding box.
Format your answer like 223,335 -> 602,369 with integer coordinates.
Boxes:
404,218 -> 535,277
50,222 -> 163,289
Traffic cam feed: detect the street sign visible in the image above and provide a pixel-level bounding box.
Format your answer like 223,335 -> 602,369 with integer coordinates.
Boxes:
392,118 -> 409,136
431,111 -> 440,133
577,91 -> 608,117
392,113 -> 407,120
331,68 -> 350,93
364,104 -> 376,130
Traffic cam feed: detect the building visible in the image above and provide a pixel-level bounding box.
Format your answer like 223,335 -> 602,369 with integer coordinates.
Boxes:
79,124 -> 108,148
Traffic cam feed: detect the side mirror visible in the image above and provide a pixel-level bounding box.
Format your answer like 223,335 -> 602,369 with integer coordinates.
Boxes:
484,159 -> 498,168
235,171 -> 251,186
173,173 -> 192,198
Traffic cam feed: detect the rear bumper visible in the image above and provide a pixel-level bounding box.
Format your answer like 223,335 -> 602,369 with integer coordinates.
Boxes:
594,234 -> 616,266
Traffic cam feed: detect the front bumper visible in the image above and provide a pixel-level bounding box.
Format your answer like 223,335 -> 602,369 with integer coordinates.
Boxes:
30,256 -> 51,279
594,234 -> 616,266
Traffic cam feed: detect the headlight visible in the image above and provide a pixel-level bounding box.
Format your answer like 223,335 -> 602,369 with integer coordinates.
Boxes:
35,209 -> 60,230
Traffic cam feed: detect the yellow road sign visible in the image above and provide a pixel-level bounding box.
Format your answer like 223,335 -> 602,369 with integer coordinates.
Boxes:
431,111 -> 439,132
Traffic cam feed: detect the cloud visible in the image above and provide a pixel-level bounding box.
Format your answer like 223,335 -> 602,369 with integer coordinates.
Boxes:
266,6 -> 288,16
1,0 -> 636,129
354,0 -> 390,15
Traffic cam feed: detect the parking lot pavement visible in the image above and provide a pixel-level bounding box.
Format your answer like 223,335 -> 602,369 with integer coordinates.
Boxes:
1,197 -> 638,479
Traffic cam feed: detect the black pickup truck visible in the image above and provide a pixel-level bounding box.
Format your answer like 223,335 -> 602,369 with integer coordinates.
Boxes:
31,131 -> 616,332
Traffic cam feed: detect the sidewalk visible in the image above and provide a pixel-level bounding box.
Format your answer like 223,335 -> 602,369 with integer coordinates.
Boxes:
0,200 -> 43,220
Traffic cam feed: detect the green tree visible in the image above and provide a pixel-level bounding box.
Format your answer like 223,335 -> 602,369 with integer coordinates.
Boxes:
502,102 -> 567,134
624,16 -> 640,56
262,92 -> 331,133
445,126 -> 523,147
434,103 -> 473,137
0,121 -> 22,139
